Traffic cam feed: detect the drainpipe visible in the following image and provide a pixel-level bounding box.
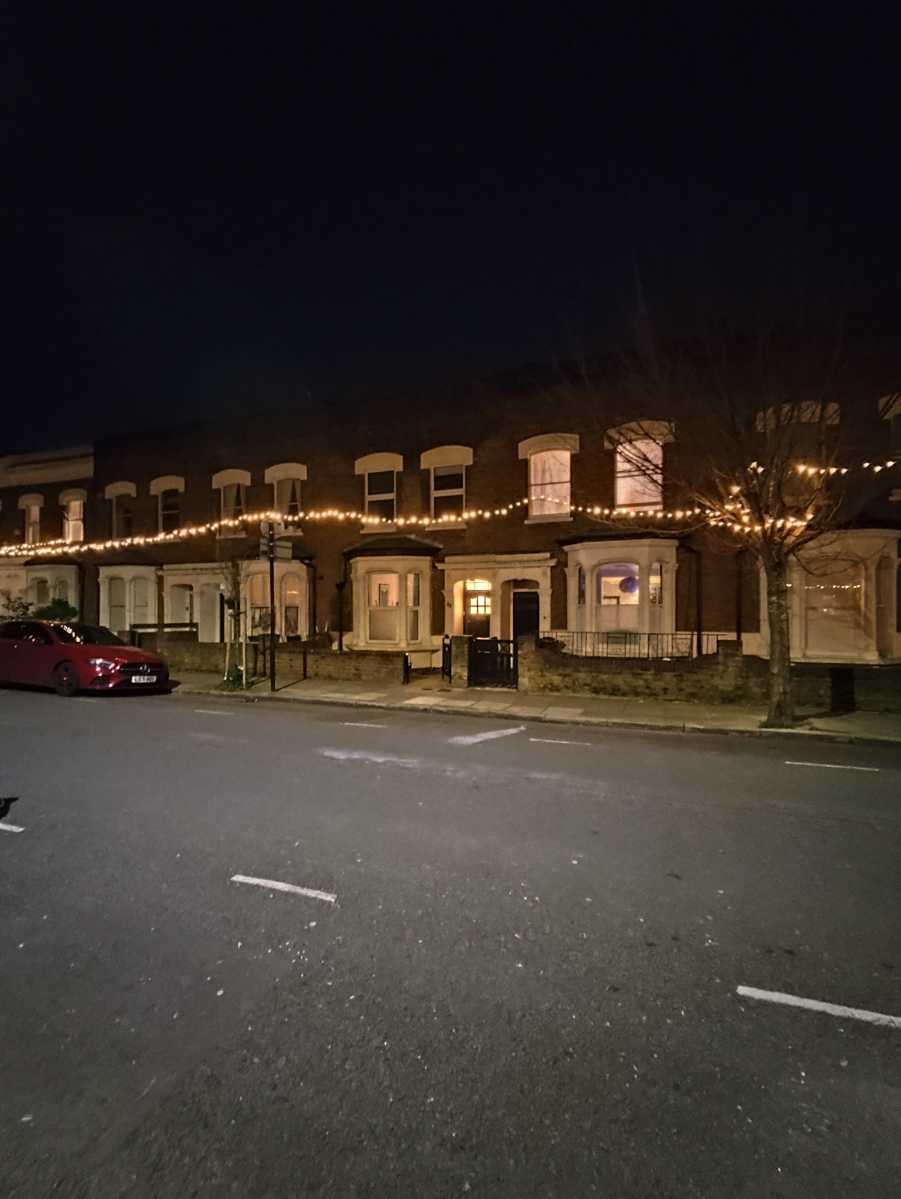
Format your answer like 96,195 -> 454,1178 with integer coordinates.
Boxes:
735,548 -> 746,645
336,554 -> 349,652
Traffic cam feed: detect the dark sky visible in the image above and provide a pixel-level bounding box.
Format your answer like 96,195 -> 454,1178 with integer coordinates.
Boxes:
5,7 -> 900,451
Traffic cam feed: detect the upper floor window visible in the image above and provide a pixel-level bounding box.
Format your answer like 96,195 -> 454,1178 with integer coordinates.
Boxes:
265,463 -> 307,518
879,394 -> 901,455
355,453 -> 403,523
150,475 -> 185,533
18,493 -> 43,544
606,421 -> 673,510
518,434 -> 579,520
60,488 -> 86,543
212,469 -> 251,537
420,446 -> 473,522
104,481 -> 137,539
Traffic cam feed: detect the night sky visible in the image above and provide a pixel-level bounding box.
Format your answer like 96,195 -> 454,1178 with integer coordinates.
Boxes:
5,7 -> 899,452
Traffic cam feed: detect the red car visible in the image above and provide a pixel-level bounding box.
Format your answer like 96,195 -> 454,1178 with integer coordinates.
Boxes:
0,620 -> 169,696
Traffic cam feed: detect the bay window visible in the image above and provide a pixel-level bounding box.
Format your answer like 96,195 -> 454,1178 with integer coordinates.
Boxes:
368,571 -> 400,641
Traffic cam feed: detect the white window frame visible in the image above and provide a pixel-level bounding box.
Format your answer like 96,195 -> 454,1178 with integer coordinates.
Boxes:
355,453 -> 403,525
605,421 -> 673,511
104,481 -> 137,539
212,469 -> 252,538
265,463 -> 308,520
518,434 -> 579,522
421,446 -> 473,525
59,488 -> 86,543
18,493 -> 43,545
150,476 -> 185,533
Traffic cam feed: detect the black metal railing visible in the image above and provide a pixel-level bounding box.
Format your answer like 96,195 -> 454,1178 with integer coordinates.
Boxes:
546,630 -> 720,659
441,635 -> 452,680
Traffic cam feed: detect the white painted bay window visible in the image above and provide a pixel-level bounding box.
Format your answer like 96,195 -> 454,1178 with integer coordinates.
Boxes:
518,434 -> 579,521
351,554 -> 431,648
368,571 -> 400,641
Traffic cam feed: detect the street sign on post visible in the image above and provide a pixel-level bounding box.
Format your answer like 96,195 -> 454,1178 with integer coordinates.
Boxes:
261,521 -> 277,692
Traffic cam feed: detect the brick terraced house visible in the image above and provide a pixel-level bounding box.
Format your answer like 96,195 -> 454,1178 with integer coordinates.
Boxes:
2,378 -> 900,671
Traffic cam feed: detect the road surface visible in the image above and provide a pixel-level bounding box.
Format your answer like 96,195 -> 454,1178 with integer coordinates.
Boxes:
1,686 -> 899,1197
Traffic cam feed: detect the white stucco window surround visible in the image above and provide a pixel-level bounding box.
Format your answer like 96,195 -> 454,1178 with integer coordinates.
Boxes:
150,475 -> 185,533
264,463 -> 307,521
161,563 -> 228,642
518,434 -> 579,522
420,445 -> 473,527
561,539 -> 679,636
604,421 -> 674,511
355,453 -> 403,528
98,565 -> 159,637
59,487 -> 86,543
439,552 -> 555,639
757,529 -> 901,664
18,492 -> 44,544
348,554 -> 431,654
212,469 -> 252,536
24,564 -> 79,612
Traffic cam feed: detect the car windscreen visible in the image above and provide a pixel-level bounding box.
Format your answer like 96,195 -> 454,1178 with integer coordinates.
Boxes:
54,624 -> 126,646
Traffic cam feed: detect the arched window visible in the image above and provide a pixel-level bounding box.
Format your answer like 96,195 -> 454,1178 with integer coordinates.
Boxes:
18,493 -> 43,544
605,421 -> 673,509
518,435 -> 579,520
59,488 -> 86,542
282,572 -> 304,637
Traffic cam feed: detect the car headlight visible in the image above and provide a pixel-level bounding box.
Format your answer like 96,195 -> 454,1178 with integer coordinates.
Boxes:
88,658 -> 119,670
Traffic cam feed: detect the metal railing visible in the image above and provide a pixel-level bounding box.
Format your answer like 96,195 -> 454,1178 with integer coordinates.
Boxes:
545,630 -> 720,659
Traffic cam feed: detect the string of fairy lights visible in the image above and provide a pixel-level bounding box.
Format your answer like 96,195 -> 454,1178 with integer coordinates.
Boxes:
0,457 -> 896,560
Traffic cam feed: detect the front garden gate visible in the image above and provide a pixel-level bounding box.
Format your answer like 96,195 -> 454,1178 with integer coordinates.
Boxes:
468,636 -> 518,688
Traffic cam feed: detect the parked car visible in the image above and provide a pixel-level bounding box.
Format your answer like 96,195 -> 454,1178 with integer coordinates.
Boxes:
0,621 -> 169,696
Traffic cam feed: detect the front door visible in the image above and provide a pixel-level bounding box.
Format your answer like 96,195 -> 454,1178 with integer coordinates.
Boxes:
513,591 -> 539,641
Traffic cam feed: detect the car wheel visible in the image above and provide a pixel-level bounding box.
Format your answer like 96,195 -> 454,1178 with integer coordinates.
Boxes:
53,662 -> 80,697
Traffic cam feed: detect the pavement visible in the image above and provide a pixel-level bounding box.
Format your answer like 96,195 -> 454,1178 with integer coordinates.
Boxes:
172,669 -> 901,745
2,685 -> 900,1197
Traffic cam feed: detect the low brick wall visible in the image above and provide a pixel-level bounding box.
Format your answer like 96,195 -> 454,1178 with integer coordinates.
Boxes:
137,633 -> 228,674
276,646 -> 407,684
518,640 -> 769,704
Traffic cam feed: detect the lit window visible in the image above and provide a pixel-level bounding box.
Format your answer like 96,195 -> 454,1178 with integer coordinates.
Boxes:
368,572 -> 399,640
468,593 -> 491,616
365,471 -> 396,521
159,490 -> 181,532
431,465 -> 465,520
596,563 -> 640,606
615,439 -> 663,508
406,572 -> 422,641
649,561 -> 663,606
528,450 -> 571,517
24,504 -> 41,544
63,499 -> 84,542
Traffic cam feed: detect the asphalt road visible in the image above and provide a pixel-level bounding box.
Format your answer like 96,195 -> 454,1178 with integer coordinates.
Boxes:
1,686 -> 900,1198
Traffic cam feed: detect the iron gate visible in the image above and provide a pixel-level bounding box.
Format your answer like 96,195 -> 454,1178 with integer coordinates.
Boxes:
469,637 -> 518,688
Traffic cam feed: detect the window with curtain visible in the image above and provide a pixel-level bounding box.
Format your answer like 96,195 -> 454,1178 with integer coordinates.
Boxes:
368,572 -> 399,640
528,450 -> 571,517
615,438 -> 663,508
221,483 -> 246,521
63,498 -> 84,542
275,477 -> 303,517
24,504 -> 41,544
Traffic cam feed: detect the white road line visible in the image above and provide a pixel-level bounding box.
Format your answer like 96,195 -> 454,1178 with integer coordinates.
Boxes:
231,874 -> 337,904
0,821 -> 24,834
785,760 -> 879,773
193,708 -> 234,717
530,737 -> 592,747
187,731 -> 233,742
737,985 -> 901,1029
319,748 -> 421,768
448,725 -> 525,746
341,721 -> 389,729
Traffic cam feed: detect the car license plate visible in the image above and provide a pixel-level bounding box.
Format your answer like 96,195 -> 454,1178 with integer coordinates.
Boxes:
132,675 -> 157,684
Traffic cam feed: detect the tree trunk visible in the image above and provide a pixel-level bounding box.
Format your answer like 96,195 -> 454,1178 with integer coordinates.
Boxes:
763,555 -> 794,727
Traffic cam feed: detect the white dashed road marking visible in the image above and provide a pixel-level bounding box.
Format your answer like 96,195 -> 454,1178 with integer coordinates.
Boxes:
193,708 -> 234,717
530,737 -> 592,747
341,721 -> 389,729
737,985 -> 901,1029
0,821 -> 24,834
448,725 -> 525,746
231,874 -> 337,904
785,760 -> 879,773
